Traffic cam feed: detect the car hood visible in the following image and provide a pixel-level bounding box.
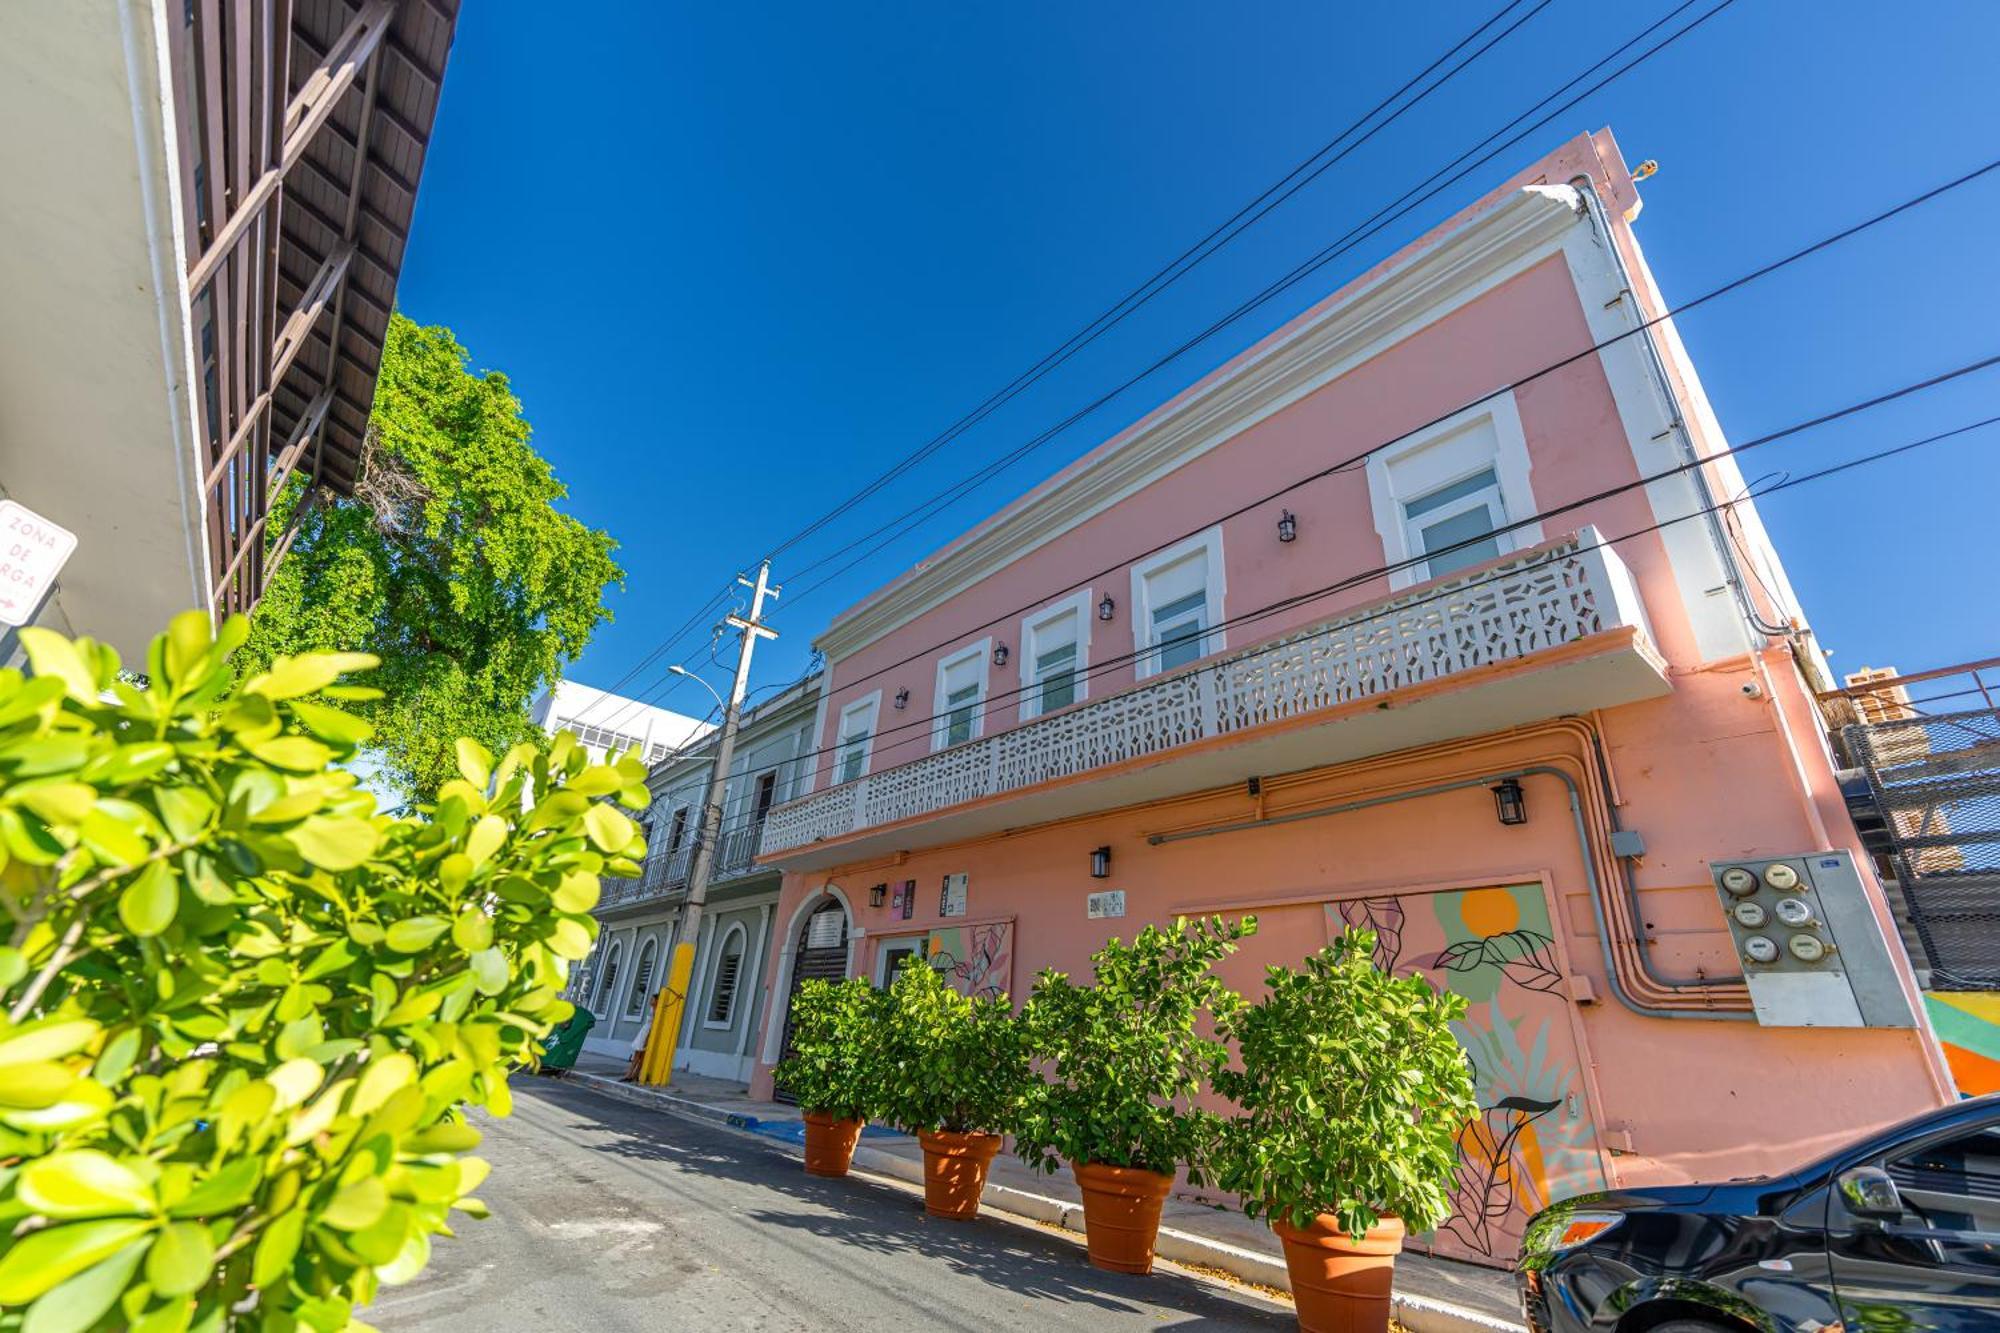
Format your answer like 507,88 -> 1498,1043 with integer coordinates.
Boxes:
1566,1182 -> 1722,1211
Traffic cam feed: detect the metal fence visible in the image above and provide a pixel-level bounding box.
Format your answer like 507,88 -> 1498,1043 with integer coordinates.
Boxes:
1844,704 -> 2000,990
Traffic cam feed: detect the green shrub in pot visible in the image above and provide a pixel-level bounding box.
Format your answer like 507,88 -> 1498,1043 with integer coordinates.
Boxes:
773,976 -> 884,1121
1015,915 -> 1255,1180
870,955 -> 1028,1136
1213,926 -> 1478,1239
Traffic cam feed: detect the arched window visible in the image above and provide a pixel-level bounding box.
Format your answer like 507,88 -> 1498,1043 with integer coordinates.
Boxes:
625,937 -> 659,1018
704,925 -> 748,1027
592,939 -> 623,1015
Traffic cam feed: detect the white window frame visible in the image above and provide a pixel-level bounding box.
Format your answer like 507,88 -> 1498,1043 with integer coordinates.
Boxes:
1130,527 -> 1226,680
833,691 -> 881,784
702,923 -> 749,1029
931,639 -> 992,752
591,938 -> 624,1015
874,933 -> 928,987
624,935 -> 659,1018
1365,394 -> 1539,590
1018,588 -> 1093,721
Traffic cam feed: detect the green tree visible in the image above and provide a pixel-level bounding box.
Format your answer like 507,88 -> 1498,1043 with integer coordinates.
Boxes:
245,314 -> 622,801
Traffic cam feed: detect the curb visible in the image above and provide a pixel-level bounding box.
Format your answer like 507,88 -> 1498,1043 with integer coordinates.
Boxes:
560,1072 -> 1525,1333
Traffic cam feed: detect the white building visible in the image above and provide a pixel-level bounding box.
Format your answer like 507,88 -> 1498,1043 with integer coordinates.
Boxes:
529,679 -> 713,767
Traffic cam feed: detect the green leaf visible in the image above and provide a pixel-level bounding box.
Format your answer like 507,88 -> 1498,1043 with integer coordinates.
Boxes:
385,916 -> 450,954
144,1222 -> 216,1298
455,739 -> 493,789
286,700 -> 373,745
244,735 -> 334,772
581,802 -> 634,853
21,1236 -> 151,1333
0,1218 -> 154,1304
166,1159 -> 259,1218
118,860 -> 180,937
547,918 -> 592,961
463,815 -> 506,868
404,1121 -> 481,1154
12,782 -> 95,827
264,1058 -> 323,1111
79,807 -> 150,868
0,1060 -> 81,1109
552,872 -> 599,913
18,629 -> 99,702
251,1208 -> 304,1289
284,815 -> 379,870
469,948 -> 507,996
321,1177 -> 388,1232
162,608 -> 214,687
452,910 -> 493,953
0,1019 -> 100,1067
19,1150 -> 155,1218
244,652 -> 379,702
152,787 -> 216,843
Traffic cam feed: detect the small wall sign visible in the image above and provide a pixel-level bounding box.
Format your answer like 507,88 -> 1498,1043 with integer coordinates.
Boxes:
1086,889 -> 1126,920
900,879 -> 916,919
890,881 -> 905,916
0,501 -> 77,627
940,872 -> 968,918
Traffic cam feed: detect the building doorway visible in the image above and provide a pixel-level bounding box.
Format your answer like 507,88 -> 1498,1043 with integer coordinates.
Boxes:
772,899 -> 850,1104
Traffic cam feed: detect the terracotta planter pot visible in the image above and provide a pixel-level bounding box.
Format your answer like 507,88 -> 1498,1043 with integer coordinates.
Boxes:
1070,1161 -> 1174,1274
802,1111 -> 864,1178
1269,1213 -> 1405,1333
917,1129 -> 1002,1220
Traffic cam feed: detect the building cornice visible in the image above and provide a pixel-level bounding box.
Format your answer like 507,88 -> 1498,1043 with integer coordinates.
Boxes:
816,185 -> 1586,662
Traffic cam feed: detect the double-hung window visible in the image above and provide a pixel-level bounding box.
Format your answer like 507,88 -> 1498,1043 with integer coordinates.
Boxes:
1132,529 -> 1225,679
1019,591 -> 1091,720
834,694 -> 879,784
1367,396 -> 1540,589
933,642 -> 990,750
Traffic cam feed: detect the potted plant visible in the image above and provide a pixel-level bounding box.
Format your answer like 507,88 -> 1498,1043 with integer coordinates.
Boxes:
873,954 -> 1031,1220
1213,927 -> 1477,1333
1016,915 -> 1257,1274
774,976 -> 885,1177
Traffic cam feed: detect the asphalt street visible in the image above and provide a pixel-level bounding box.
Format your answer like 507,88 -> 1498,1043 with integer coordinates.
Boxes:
368,1077 -> 1294,1331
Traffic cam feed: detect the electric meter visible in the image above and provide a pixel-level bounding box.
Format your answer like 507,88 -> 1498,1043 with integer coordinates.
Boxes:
1743,935 -> 1779,964
1788,934 -> 1827,963
1732,901 -> 1768,928
1764,863 -> 1800,891
1774,897 -> 1816,928
1720,866 -> 1759,897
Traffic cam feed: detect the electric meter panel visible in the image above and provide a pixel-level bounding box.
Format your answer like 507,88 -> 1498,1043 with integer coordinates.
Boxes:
1707,852 -> 1917,1030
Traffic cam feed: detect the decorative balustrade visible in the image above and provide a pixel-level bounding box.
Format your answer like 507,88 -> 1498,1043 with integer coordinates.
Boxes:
760,528 -> 1651,857
595,818 -> 776,913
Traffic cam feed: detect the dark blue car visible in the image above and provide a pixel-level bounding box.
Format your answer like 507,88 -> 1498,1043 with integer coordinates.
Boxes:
1517,1093 -> 2000,1332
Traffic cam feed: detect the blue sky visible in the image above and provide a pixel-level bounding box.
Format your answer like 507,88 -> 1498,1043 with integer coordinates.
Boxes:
394,0 -> 1999,718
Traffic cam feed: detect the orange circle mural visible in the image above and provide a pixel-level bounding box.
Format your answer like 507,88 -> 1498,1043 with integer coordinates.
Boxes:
1459,886 -> 1521,937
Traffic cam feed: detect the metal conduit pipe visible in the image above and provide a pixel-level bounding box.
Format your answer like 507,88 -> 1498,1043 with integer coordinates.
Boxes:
1235,717 -> 1749,1009
1148,763 -> 1752,1022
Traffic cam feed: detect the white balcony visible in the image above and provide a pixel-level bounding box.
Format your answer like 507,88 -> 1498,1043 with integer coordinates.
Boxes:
598,819 -> 775,914
760,529 -> 1669,872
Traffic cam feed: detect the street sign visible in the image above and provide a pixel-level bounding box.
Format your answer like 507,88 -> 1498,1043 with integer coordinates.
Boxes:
0,501 -> 77,627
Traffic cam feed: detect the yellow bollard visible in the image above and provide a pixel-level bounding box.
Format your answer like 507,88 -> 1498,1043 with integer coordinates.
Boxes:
639,941 -> 696,1086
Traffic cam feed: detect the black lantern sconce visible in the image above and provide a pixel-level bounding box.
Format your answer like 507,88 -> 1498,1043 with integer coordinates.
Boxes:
1090,846 -> 1112,879
1277,509 -> 1298,544
1491,778 -> 1528,827
868,882 -> 887,908
1098,594 -> 1116,622
993,642 -> 1010,667
893,688 -> 910,711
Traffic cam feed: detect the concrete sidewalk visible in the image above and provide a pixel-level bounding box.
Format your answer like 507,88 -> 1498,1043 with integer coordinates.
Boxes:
557,1057 -> 1524,1333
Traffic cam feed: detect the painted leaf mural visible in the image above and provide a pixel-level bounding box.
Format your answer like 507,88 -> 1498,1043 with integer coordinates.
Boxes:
1324,883 -> 1607,1265
926,921 -> 1014,1001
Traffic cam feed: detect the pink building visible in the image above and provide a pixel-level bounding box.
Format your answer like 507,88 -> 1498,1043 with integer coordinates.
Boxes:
743,130 -> 1952,1266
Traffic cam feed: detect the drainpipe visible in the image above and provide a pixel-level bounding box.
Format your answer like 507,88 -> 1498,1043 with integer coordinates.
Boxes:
1569,175 -> 1794,641
1149,765 -> 1751,1022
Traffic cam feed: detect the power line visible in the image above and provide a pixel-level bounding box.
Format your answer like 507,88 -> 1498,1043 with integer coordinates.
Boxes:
773,0 -> 1735,599
755,0 -> 1556,567
777,150 -> 2000,716
772,352 -> 2000,777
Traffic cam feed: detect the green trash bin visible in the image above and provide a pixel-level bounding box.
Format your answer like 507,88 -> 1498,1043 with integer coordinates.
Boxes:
538,1006 -> 596,1072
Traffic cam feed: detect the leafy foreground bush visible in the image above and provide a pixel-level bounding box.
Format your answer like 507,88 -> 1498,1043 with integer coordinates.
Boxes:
871,956 -> 1029,1137
0,613 -> 644,1331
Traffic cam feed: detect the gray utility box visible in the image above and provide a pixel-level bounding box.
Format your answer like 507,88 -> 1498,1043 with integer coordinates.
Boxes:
1707,851 -> 1917,1029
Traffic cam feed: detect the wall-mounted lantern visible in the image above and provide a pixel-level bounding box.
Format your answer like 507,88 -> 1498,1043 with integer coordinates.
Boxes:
1090,846 -> 1112,879
868,882 -> 887,908
1098,594 -> 1116,622
1277,509 -> 1298,544
894,688 -> 910,710
1491,778 -> 1528,827
993,642 -> 1010,667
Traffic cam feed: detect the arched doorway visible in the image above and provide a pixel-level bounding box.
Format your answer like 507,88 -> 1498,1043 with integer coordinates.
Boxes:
772,899 -> 850,1104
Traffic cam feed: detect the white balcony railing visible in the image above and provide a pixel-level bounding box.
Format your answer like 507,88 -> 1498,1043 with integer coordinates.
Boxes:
597,818 -> 775,912
760,528 -> 1650,857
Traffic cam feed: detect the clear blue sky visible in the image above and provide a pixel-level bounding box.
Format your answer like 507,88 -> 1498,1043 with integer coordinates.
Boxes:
394,0 -> 1999,718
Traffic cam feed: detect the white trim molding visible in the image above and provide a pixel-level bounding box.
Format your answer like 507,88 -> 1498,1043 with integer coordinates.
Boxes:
833,691 -> 882,783
1365,392 -> 1540,590
1018,588 -> 1094,721
1130,527 -> 1226,680
814,186 -> 1587,663
931,638 -> 992,751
